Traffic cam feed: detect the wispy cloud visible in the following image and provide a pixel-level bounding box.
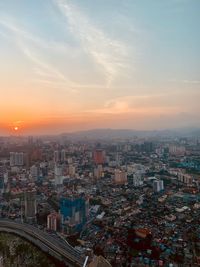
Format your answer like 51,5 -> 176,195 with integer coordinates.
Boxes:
169,79 -> 200,85
182,80 -> 200,84
0,18 -> 78,91
86,94 -> 181,115
0,19 -> 70,55
55,0 -> 130,87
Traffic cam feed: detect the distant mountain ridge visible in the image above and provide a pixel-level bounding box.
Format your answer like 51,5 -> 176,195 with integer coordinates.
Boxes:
60,127 -> 200,140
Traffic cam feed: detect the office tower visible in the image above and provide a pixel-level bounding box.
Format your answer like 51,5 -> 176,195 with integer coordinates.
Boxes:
114,169 -> 127,184
176,172 -> 193,185
93,149 -> 105,165
67,157 -> 73,164
30,165 -> 38,180
115,152 -> 121,165
0,165 -> 6,179
169,145 -> 186,156
30,148 -> 42,162
132,173 -> 143,187
10,152 -> 24,166
28,136 -> 33,146
0,177 -> 4,194
54,165 -> 63,185
60,196 -> 88,232
54,150 -> 60,163
24,190 -> 37,222
68,164 -> 76,177
143,142 -> 154,153
54,149 -> 66,163
94,165 -> 103,179
47,212 -> 61,231
153,180 -> 164,192
16,152 -> 24,166
0,165 -> 6,193
61,149 -> 66,162
10,152 -> 15,167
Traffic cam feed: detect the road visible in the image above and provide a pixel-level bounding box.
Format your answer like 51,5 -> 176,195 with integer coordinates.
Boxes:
0,219 -> 85,267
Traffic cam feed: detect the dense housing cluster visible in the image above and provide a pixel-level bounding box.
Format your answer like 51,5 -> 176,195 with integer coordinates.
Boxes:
0,132 -> 200,266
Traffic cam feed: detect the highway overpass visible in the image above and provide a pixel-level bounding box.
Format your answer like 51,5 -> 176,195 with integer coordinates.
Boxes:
0,219 -> 85,267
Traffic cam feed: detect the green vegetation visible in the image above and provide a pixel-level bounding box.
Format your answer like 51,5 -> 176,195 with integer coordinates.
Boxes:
0,233 -> 56,267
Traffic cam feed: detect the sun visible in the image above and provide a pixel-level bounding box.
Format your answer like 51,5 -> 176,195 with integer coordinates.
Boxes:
14,126 -> 19,131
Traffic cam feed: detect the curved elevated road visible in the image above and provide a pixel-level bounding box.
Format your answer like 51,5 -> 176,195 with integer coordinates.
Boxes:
0,219 -> 85,267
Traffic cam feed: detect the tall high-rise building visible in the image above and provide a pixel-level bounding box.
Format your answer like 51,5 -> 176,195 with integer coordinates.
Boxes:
94,165 -> 103,179
169,145 -> 186,156
47,212 -> 61,231
0,165 -> 6,179
54,151 -> 60,163
28,136 -> 33,146
54,149 -> 66,163
132,173 -> 143,187
24,190 -> 37,222
54,165 -> 63,185
16,152 -> 24,166
153,180 -> 164,192
114,169 -> 127,184
60,196 -> 88,232
0,165 -> 7,193
93,149 -> 105,165
68,164 -> 76,177
61,149 -> 66,162
10,152 -> 15,167
10,152 -> 24,166
30,165 -> 38,180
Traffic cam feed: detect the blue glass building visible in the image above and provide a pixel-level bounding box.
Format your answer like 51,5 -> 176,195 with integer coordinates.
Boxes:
60,197 -> 87,232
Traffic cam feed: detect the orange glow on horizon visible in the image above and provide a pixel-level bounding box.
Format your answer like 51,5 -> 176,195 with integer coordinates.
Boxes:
0,105 -> 184,135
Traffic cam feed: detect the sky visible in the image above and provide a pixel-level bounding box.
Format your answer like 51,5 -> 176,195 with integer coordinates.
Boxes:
0,0 -> 199,135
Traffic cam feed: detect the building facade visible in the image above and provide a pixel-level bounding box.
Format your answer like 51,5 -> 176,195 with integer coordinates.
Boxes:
60,196 -> 88,233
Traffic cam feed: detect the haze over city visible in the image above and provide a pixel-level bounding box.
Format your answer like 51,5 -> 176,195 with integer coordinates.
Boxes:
1,2 -> 200,266
0,0 -> 199,135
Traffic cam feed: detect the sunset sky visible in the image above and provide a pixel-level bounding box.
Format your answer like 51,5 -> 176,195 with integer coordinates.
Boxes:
0,0 -> 199,135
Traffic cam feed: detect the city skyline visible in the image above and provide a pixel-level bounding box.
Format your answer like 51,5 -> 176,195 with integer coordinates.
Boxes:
0,0 -> 199,135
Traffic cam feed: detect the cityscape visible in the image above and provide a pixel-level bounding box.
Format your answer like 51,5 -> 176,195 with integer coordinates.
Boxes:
0,130 -> 200,266
0,0 -> 200,266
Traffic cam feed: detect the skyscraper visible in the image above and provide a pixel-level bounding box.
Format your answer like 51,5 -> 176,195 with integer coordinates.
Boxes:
30,165 -> 38,180
24,190 -> 37,222
54,150 -> 60,163
47,212 -> 61,231
153,180 -> 164,192
54,149 -> 66,163
10,152 -> 24,166
60,196 -> 88,232
54,165 -> 63,185
114,169 -> 127,184
93,149 -> 105,165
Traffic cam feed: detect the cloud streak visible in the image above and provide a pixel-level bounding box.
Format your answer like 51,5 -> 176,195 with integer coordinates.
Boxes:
182,80 -> 200,84
0,18 -> 79,91
55,0 -> 129,87
86,94 -> 180,115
